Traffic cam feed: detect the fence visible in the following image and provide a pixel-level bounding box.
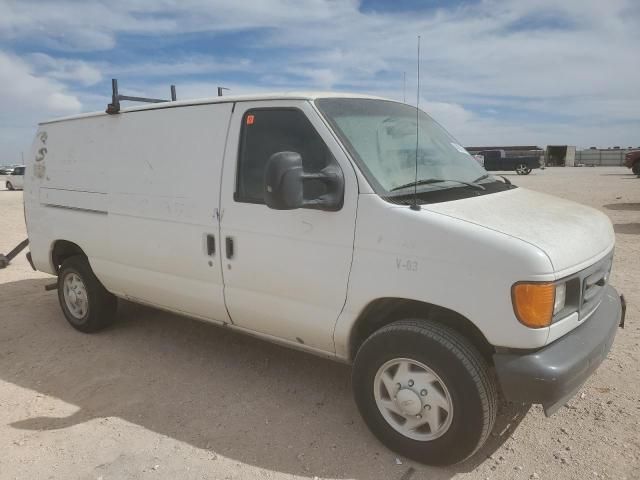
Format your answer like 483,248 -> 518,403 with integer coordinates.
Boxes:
575,149 -> 628,166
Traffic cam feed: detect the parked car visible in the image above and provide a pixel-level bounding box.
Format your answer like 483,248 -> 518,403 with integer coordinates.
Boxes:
624,150 -> 640,175
0,165 -> 15,175
5,165 -> 25,190
24,93 -> 623,466
478,149 -> 540,175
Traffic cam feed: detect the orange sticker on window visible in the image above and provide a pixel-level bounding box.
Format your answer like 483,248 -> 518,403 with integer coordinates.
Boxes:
246,114 -> 255,125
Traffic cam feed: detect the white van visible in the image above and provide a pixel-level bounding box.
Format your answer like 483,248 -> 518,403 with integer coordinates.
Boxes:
24,93 -> 624,465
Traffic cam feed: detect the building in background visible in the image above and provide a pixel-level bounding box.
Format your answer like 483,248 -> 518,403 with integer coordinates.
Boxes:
574,147 -> 640,167
546,146 -> 576,167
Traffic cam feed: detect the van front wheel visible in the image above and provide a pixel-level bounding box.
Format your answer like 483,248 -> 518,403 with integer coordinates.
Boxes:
57,256 -> 117,333
6,181 -> 14,190
352,319 -> 497,466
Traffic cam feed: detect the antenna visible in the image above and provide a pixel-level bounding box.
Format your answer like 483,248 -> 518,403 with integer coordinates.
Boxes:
410,36 -> 422,211
403,71 -> 406,103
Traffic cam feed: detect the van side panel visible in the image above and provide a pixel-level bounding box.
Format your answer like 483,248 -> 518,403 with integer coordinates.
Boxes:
102,104 -> 232,322
25,103 -> 233,324
25,117 -> 113,275
333,194 -> 556,359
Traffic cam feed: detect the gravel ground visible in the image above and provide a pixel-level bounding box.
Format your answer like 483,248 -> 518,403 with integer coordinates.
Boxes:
0,167 -> 638,480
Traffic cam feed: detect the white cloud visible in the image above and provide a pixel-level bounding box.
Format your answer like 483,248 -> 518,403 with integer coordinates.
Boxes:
1,0 -> 639,160
29,53 -> 102,86
0,1 -> 175,51
110,56 -> 252,77
45,91 -> 82,111
417,100 -> 640,151
0,51 -> 82,163
0,0 -> 343,51
422,101 -> 473,128
0,51 -> 82,114
286,67 -> 341,89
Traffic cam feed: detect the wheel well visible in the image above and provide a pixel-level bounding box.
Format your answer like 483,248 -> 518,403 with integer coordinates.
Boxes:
349,298 -> 494,363
51,240 -> 86,273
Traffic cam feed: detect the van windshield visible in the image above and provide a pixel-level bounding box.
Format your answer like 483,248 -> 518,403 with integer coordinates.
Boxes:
315,98 -> 504,203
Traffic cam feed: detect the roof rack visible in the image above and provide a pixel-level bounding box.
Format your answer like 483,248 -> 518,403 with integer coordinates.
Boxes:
106,79 -> 177,114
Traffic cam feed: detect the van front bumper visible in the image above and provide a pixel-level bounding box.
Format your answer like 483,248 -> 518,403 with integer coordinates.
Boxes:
493,285 -> 624,416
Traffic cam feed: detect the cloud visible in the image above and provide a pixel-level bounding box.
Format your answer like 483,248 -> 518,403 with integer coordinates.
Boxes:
0,51 -> 82,114
28,53 -> 103,86
0,51 -> 82,163
0,0 -> 343,51
285,67 -> 341,89
417,100 -> 640,150
422,101 -> 473,128
0,1 -> 175,51
109,56 -> 252,78
1,0 -> 639,161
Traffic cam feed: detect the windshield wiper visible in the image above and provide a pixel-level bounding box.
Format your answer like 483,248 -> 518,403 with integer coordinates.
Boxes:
390,178 -> 486,192
473,173 -> 515,188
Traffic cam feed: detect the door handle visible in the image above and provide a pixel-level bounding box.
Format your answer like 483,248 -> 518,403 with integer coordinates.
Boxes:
225,237 -> 234,259
206,234 -> 216,256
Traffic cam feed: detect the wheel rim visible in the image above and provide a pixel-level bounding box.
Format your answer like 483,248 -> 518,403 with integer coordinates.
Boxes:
516,164 -> 526,174
63,272 -> 89,320
374,358 -> 453,441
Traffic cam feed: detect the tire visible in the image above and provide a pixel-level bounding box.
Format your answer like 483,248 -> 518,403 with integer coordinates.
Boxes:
632,161 -> 640,176
515,163 -> 531,175
57,255 -> 117,333
6,181 -> 13,190
352,319 -> 497,466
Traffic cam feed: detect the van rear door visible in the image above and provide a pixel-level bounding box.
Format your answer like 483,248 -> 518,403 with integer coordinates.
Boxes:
219,100 -> 358,353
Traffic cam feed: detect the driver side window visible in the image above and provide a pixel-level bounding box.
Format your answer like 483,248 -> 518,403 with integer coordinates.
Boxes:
235,108 -> 334,204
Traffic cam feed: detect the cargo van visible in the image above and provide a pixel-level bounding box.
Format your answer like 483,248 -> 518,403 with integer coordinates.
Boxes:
24,92 -> 624,465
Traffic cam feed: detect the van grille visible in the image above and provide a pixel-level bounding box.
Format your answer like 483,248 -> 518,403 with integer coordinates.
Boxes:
579,253 -> 612,320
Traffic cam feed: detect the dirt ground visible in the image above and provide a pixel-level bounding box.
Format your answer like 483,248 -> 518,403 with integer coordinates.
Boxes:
1,167 -> 638,480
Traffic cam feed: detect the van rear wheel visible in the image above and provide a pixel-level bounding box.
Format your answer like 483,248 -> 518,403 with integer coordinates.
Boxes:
515,163 -> 531,175
57,256 -> 117,333
352,319 -> 497,466
6,181 -> 13,190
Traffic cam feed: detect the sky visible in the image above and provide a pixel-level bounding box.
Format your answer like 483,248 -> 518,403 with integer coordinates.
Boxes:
1,0 -> 639,164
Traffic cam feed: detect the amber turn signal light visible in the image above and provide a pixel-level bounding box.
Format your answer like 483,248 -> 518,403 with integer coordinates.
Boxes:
512,282 -> 555,328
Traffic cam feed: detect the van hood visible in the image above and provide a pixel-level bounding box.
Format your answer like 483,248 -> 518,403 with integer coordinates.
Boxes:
423,187 -> 614,274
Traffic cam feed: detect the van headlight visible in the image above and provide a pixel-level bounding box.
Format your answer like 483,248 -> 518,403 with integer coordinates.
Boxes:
554,282 -> 566,315
512,281 -> 571,328
511,282 -> 555,328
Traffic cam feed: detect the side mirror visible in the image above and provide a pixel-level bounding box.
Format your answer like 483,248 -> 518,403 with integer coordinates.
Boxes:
264,151 -> 344,211
264,151 -> 305,210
